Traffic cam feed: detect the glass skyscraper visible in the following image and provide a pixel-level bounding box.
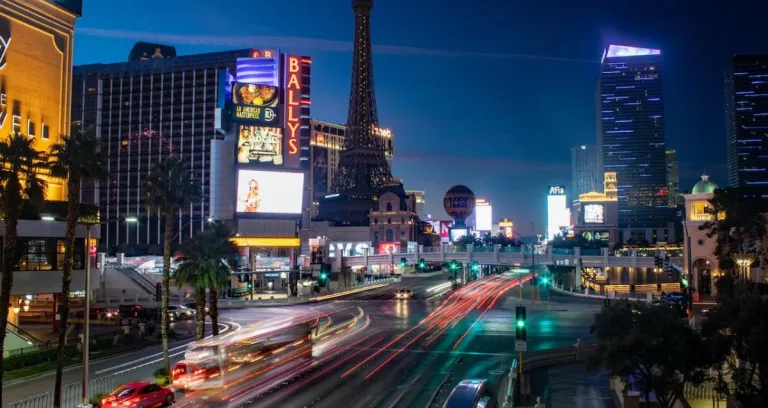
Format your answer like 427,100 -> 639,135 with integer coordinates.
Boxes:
571,145 -> 602,199
725,55 -> 768,197
598,45 -> 671,233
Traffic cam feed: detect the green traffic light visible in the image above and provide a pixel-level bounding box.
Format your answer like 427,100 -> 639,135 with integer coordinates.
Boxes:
516,320 -> 525,328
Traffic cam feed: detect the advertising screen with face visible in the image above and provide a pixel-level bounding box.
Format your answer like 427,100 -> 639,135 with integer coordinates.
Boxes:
236,170 -> 304,214
583,204 -> 605,224
237,126 -> 283,165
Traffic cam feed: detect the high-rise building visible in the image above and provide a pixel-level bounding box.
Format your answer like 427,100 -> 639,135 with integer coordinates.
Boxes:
598,44 -> 674,238
73,45 -> 311,250
405,190 -> 425,220
571,145 -> 602,199
310,119 -> 393,217
725,55 -> 768,196
666,149 -> 681,206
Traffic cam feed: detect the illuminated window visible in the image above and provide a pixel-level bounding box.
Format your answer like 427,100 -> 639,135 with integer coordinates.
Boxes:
27,120 -> 35,138
690,201 -> 712,221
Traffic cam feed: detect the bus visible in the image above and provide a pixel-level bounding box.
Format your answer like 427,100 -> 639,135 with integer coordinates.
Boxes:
172,322 -> 312,391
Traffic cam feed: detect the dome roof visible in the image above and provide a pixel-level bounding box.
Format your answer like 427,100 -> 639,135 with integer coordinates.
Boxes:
692,174 -> 717,194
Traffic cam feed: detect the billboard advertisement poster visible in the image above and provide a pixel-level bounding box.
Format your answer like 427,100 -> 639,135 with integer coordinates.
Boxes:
475,204 -> 492,232
439,221 -> 452,243
232,82 -> 281,126
237,126 -> 283,165
236,170 -> 304,214
378,242 -> 401,255
583,204 -> 605,224
312,146 -> 329,198
450,228 -> 469,242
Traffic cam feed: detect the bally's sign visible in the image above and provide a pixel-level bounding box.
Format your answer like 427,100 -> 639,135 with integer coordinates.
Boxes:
328,242 -> 371,257
548,186 -> 566,196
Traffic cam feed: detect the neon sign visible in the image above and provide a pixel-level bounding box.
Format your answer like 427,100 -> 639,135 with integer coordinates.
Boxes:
284,56 -> 302,167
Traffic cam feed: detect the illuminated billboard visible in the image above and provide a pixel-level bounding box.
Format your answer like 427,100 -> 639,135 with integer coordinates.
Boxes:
450,228 -> 469,242
237,126 -> 283,165
475,199 -> 492,232
236,170 -> 304,214
583,204 -> 605,224
231,82 -> 281,126
547,186 -> 568,241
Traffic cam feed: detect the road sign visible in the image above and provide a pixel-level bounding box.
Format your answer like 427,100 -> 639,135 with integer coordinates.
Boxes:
515,340 -> 527,352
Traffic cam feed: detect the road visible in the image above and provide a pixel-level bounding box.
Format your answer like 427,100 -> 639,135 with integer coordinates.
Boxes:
5,272 -> 601,407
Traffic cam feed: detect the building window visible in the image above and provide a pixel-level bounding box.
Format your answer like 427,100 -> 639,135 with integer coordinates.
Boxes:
27,120 -> 35,138
385,229 -> 394,242
387,218 -> 391,224
373,231 -> 379,242
386,203 -> 392,212
42,124 -> 50,140
374,218 -> 378,224
400,231 -> 406,240
12,115 -> 21,134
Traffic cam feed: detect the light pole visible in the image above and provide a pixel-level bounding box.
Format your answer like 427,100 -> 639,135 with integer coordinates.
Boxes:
80,221 -> 97,407
733,253 -> 755,280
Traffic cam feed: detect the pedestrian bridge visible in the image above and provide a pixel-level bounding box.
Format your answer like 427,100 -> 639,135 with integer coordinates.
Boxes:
337,245 -> 684,270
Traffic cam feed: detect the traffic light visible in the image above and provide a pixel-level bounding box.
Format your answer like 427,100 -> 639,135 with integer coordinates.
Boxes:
471,261 -> 480,272
400,257 -> 407,268
449,260 -> 458,271
515,306 -> 527,341
319,263 -> 331,287
418,258 -> 426,270
540,275 -> 549,285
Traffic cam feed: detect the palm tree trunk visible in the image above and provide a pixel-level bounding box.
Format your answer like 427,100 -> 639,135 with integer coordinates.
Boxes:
54,179 -> 80,408
209,288 -> 219,336
161,211 -> 173,372
0,209 -> 20,403
195,287 -> 205,340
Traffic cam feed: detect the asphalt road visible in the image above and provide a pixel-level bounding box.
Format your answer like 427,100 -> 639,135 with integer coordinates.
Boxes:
5,272 -> 601,408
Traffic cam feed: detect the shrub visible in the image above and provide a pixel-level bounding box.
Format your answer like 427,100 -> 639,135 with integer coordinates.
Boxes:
90,338 -> 114,352
90,392 -> 107,407
154,367 -> 171,386
116,332 -> 137,346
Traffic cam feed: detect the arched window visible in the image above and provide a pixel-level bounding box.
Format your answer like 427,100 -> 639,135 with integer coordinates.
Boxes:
386,202 -> 392,212
386,229 -> 394,242
373,231 -> 379,242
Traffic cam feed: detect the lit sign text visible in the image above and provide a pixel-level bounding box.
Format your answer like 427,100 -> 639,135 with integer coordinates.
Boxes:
548,186 -> 565,195
284,56 -> 302,166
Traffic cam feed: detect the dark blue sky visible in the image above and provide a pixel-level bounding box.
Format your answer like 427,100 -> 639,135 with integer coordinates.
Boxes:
73,0 -> 768,233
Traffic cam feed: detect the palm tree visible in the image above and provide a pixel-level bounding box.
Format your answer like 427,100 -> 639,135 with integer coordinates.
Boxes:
49,131 -> 107,408
173,236 -> 215,340
0,133 -> 46,398
143,157 -> 201,371
205,222 -> 237,336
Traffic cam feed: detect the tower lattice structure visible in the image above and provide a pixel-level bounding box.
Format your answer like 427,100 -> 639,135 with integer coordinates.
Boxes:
330,0 -> 394,198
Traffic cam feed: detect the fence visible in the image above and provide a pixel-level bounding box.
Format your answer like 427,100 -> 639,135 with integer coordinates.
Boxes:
7,352 -> 184,408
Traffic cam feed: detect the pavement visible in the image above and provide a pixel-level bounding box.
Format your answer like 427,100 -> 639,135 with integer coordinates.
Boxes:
5,272 -> 604,408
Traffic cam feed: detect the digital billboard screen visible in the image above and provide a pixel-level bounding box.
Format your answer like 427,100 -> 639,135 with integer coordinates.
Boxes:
475,204 -> 492,231
237,126 -> 283,165
450,228 -> 469,242
547,194 -> 568,241
232,82 -> 281,126
236,170 -> 304,214
583,204 -> 605,224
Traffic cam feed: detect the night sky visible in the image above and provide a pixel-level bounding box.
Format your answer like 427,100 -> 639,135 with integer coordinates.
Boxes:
73,0 -> 768,234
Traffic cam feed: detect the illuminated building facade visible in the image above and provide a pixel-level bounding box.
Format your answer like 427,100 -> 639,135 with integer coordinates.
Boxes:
498,218 -> 514,239
598,44 -> 676,241
309,119 -> 393,217
473,198 -> 492,233
405,190 -> 425,220
369,184 -> 419,248
666,149 -> 682,206
573,172 -> 620,246
74,46 -> 311,253
571,145 -> 602,199
725,55 -> 768,197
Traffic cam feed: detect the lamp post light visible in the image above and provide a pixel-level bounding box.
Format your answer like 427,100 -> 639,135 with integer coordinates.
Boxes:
733,253 -> 755,280
80,220 -> 98,407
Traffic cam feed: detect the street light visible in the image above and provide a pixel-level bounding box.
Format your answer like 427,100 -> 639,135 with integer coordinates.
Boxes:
79,218 -> 99,408
733,253 -> 755,280
124,216 -> 138,223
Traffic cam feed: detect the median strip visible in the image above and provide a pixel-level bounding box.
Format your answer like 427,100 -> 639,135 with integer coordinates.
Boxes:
311,283 -> 390,301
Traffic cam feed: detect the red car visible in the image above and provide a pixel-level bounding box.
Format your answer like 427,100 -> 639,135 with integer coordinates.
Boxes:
101,382 -> 174,408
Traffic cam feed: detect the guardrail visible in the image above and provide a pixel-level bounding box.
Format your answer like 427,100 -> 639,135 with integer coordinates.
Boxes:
7,352 -> 185,408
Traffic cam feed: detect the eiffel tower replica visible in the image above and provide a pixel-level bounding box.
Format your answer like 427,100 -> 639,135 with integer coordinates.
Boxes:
320,0 -> 396,226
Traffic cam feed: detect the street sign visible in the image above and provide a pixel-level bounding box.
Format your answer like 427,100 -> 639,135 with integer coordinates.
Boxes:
515,340 -> 527,352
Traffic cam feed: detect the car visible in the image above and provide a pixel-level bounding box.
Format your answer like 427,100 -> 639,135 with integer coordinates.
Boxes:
101,381 -> 174,408
184,302 -> 210,315
395,288 -> 414,300
168,305 -> 195,320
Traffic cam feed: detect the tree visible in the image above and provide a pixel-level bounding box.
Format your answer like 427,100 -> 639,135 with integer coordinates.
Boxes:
454,234 -> 480,250
143,157 -> 201,371
203,222 -> 236,336
49,131 -> 107,408
0,133 -> 46,397
590,300 -> 714,408
700,187 -> 768,271
701,275 -> 768,406
173,235 -> 215,340
482,231 -> 520,247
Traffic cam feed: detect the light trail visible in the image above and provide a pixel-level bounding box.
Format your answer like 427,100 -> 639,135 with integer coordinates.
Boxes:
311,283 -> 389,301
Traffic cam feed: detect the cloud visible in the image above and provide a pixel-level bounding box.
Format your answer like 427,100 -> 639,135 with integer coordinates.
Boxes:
77,28 -> 598,63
